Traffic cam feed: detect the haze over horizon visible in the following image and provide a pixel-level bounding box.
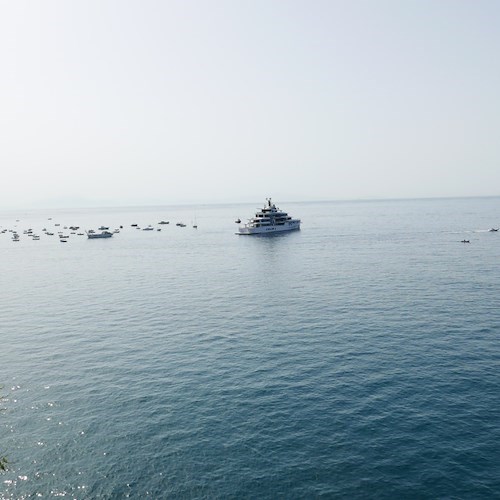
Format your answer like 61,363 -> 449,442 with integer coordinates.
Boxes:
2,0 -> 500,210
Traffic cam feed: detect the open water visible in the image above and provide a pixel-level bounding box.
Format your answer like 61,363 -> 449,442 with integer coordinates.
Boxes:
1,198 -> 500,499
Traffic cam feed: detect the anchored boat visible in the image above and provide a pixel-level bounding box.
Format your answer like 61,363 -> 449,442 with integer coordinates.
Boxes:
237,198 -> 300,235
87,231 -> 113,239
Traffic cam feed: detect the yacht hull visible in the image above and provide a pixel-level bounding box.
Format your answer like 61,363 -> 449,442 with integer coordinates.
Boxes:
237,221 -> 300,235
87,232 -> 113,239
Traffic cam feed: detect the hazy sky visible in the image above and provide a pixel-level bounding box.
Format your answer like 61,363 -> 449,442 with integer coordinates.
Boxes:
1,0 -> 499,208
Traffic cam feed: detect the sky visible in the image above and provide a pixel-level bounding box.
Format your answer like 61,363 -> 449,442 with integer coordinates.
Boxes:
1,0 -> 500,208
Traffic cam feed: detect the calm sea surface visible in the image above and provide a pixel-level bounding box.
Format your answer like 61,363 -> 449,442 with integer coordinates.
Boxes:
1,198 -> 500,498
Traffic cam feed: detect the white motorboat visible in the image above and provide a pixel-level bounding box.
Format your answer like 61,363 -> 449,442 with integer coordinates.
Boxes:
237,198 -> 301,235
87,231 -> 113,239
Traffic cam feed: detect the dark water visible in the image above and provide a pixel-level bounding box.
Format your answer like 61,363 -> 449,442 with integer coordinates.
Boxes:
1,198 -> 500,498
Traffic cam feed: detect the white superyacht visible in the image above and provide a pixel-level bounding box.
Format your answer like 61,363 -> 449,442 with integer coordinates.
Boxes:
237,198 -> 301,235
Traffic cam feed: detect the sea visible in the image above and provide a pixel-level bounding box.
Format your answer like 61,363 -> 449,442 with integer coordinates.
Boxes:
1,197 -> 500,499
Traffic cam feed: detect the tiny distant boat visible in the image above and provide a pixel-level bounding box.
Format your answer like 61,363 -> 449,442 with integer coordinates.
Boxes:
12,234 -> 19,241
489,228 -> 498,232
461,240 -> 470,243
142,226 -> 154,231
46,232 -> 54,236
235,218 -> 241,224
87,231 -> 113,239
158,221 -> 169,225
55,223 -> 60,226
131,224 -> 138,227
77,233 -> 84,236
237,198 -> 301,235
60,239 -> 67,243
157,228 -> 161,231
98,226 -> 109,231
113,229 -> 120,233
176,223 -> 186,227
32,235 -> 40,240
59,234 -> 70,239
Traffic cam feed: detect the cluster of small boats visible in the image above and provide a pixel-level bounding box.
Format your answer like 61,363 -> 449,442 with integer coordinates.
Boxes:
1,218 -> 198,243
1,226 -> 85,243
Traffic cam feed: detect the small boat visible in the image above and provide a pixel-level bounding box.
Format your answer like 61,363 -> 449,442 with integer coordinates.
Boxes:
46,232 -> 54,236
60,239 -> 67,243
98,226 -> 109,231
87,231 -> 113,239
158,221 -> 169,225
461,240 -> 470,243
131,224 -> 138,227
235,218 -> 241,224
142,226 -> 154,231
489,228 -> 498,232
157,228 -> 161,231
176,223 -> 186,227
